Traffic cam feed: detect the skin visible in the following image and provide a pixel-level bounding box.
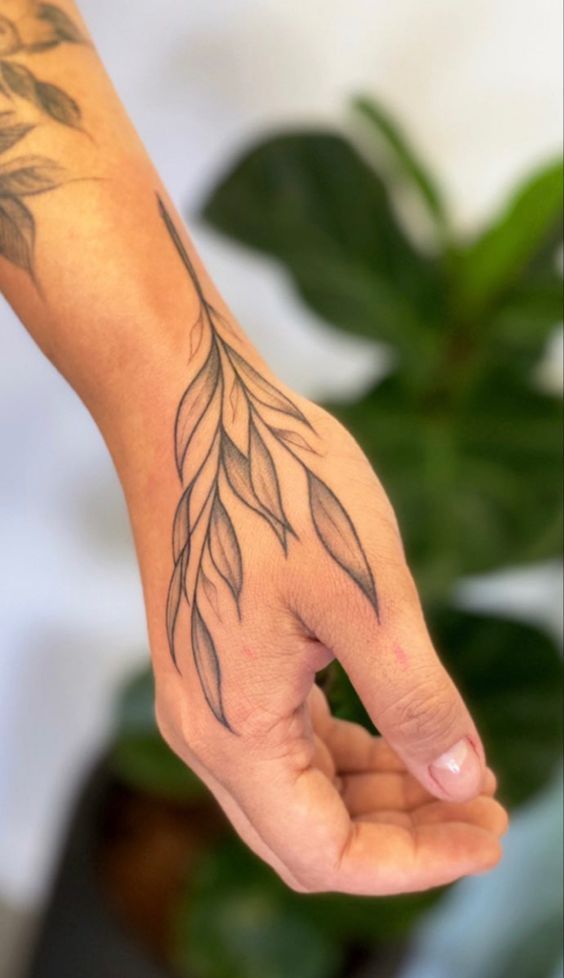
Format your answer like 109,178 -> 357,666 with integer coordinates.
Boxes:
0,0 -> 508,896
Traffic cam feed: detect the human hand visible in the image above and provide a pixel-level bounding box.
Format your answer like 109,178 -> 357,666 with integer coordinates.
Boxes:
122,197 -> 508,896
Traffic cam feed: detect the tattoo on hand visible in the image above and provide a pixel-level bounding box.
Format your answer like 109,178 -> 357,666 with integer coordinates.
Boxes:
0,1 -> 86,279
158,196 -> 379,731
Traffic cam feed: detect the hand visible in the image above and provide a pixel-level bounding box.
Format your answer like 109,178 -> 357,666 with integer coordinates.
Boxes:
119,199 -> 508,896
151,395 -> 507,896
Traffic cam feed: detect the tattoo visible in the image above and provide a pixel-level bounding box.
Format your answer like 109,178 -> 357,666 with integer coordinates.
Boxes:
158,196 -> 379,730
0,2 -> 86,279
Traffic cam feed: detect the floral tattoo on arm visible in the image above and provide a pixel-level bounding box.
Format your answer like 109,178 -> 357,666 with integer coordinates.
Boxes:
0,1 -> 86,279
158,197 -> 379,731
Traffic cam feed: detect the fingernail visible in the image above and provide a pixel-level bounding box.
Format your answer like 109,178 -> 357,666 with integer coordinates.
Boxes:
429,737 -> 482,798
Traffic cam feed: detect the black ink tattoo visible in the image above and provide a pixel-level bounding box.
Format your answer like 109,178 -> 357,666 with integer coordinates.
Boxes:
0,2 -> 86,277
158,196 -> 379,731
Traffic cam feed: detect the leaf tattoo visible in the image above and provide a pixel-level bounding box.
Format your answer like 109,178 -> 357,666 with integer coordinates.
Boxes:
36,3 -> 87,46
0,3 -> 87,278
0,60 -> 82,128
307,471 -> 378,610
159,196 -> 380,730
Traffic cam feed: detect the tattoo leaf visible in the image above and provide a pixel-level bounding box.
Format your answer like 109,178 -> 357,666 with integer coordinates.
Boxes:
222,434 -> 288,549
172,487 -> 190,562
1,61 -> 37,101
166,556 -> 184,668
192,605 -> 231,729
175,343 -> 220,476
209,495 -> 243,608
223,370 -> 250,455
307,470 -> 379,616
0,195 -> 34,273
0,123 -> 34,154
0,61 -> 82,128
226,343 -> 313,427
199,566 -> 221,618
272,428 -> 317,453
157,195 -> 380,731
249,420 -> 289,529
36,81 -> 81,128
0,155 -> 63,196
189,313 -> 205,361
0,16 -> 22,56
38,4 -> 87,44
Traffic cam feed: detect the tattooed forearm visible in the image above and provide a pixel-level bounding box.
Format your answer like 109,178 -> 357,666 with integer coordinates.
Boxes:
0,2 -> 86,278
158,196 -> 379,730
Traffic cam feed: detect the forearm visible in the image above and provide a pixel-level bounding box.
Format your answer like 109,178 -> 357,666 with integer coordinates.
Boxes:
0,0 -> 324,684
0,0 -> 255,439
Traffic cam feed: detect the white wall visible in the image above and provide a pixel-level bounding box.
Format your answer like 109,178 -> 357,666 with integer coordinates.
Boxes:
0,0 -> 562,906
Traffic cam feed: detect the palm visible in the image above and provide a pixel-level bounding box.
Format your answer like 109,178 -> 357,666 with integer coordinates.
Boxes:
307,686 -> 507,894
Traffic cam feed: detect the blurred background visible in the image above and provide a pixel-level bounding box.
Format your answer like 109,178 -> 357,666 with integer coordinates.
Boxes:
0,1 -> 562,977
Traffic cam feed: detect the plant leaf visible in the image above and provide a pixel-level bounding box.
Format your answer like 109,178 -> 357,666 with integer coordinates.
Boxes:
37,3 -> 86,43
454,158 -> 563,312
327,370 -> 562,602
486,271 -> 563,374
0,195 -> 34,273
0,123 -> 34,154
222,434 -> 288,549
36,80 -> 81,127
200,131 -> 442,355
353,95 -> 448,237
249,420 -> 289,528
209,494 -> 243,607
192,604 -> 231,729
175,342 -> 220,476
0,154 -> 64,196
307,470 -> 378,615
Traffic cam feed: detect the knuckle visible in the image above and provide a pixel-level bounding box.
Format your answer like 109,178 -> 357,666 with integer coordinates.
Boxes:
383,676 -> 460,750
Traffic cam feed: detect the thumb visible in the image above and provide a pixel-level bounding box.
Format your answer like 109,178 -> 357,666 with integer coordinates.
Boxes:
308,570 -> 487,804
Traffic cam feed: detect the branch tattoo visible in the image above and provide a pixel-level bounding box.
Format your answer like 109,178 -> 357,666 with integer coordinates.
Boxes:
0,3 -> 380,731
0,2 -> 86,279
158,198 -> 379,731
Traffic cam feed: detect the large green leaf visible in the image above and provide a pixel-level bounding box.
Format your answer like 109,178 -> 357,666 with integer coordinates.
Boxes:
328,369 -> 561,599
486,272 -> 563,376
173,841 -> 342,978
453,159 -> 563,313
110,668 -> 206,803
201,130 -> 444,359
353,95 -> 449,239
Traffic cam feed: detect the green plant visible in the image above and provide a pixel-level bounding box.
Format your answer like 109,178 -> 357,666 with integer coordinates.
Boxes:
111,96 -> 563,978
